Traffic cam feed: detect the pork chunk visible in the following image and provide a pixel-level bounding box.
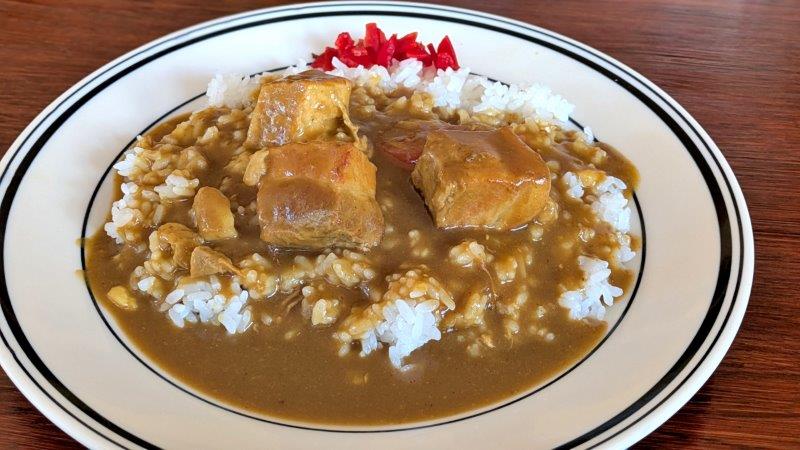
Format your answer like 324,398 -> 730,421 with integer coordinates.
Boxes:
411,126 -> 551,230
257,141 -> 383,250
189,246 -> 241,278
152,223 -> 203,269
192,187 -> 237,241
245,70 -> 357,148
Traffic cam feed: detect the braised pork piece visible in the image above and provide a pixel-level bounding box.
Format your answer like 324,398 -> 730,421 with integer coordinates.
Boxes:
412,126 -> 552,230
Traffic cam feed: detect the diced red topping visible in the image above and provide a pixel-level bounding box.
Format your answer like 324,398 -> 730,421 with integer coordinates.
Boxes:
375,34 -> 397,68
310,23 -> 459,71
396,32 -> 418,54
426,43 -> 437,65
310,47 -> 337,70
335,32 -> 354,51
364,22 -> 386,55
435,36 -> 459,70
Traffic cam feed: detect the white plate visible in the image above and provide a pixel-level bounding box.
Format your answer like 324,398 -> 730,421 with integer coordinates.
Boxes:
0,2 -> 753,449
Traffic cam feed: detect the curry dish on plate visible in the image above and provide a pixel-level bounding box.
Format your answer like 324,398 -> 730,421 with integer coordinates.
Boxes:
86,24 -> 640,424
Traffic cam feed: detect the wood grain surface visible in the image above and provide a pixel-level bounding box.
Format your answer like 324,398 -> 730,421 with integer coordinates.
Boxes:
1,0 -> 798,448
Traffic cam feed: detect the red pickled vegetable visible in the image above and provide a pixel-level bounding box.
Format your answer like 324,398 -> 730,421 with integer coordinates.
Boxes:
402,42 -> 431,65
309,23 -> 459,70
435,36 -> 459,70
364,22 -> 386,54
310,47 -> 337,70
396,32 -> 418,55
376,34 -> 397,68
335,32 -> 354,51
426,43 -> 437,64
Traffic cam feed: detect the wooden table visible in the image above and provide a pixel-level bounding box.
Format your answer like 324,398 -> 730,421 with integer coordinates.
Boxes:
1,0 -> 798,448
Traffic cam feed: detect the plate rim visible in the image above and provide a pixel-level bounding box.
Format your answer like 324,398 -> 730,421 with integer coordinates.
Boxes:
0,1 -> 754,449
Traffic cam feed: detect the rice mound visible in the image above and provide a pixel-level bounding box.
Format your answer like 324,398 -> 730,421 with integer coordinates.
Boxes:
561,171 -> 636,264
165,276 -> 253,333
558,256 -> 624,320
207,57 -> 575,123
335,269 -> 454,368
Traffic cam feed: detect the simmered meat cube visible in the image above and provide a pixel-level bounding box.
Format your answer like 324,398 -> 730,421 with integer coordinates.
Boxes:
257,141 -> 383,250
152,223 -> 203,269
411,126 -> 551,230
189,246 -> 240,278
245,70 -> 357,148
192,187 -> 237,241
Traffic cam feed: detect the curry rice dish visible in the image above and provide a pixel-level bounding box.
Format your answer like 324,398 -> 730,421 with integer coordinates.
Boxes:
87,32 -> 640,425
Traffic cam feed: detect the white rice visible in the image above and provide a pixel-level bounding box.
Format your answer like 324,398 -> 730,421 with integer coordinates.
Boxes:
105,133 -> 209,245
209,57 -> 575,124
137,276 -> 156,292
591,176 -> 631,234
336,270 -> 453,368
314,250 -> 376,288
562,171 -> 584,199
558,256 -> 623,320
562,172 -> 630,232
362,299 -> 442,368
104,182 -> 137,242
582,126 -> 594,142
113,146 -> 148,177
145,249 -> 377,334
449,240 -> 493,267
561,172 -> 635,265
206,73 -> 263,109
615,233 -> 636,264
153,171 -> 199,200
164,276 -> 253,334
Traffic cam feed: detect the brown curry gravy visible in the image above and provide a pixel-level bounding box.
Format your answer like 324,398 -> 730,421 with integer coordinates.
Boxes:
86,107 -> 638,425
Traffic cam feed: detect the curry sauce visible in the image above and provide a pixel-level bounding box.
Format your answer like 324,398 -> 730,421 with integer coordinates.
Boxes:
86,71 -> 639,425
